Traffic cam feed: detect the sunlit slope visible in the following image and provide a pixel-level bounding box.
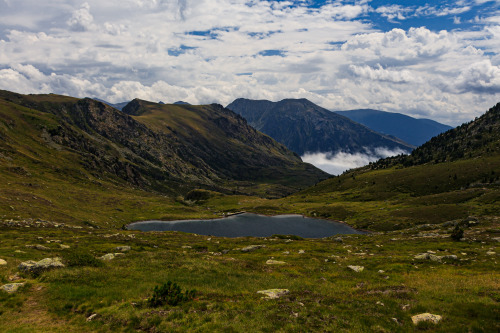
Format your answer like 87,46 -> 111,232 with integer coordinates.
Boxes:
0,90 -> 328,201
123,99 -> 328,192
291,103 -> 500,230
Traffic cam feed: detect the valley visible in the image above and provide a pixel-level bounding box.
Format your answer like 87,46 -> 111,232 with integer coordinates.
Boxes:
0,91 -> 498,332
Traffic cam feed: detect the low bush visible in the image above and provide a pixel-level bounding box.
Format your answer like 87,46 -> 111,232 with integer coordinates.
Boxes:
148,281 -> 196,307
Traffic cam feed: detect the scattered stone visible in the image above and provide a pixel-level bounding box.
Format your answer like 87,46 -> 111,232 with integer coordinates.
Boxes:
266,259 -> 286,265
18,257 -> 64,275
442,255 -> 458,260
8,274 -> 21,281
241,245 -> 265,252
114,253 -> 126,257
298,250 -> 305,254
282,251 -> 290,254
486,251 -> 496,255
100,253 -> 116,260
411,313 -> 442,325
378,270 -> 385,274
181,246 -> 192,249
391,318 -> 400,325
0,259 -> 7,265
402,304 -> 410,311
376,301 -> 384,306
414,253 -> 442,262
115,246 -> 131,252
1,283 -> 25,293
59,244 -> 70,249
333,237 -> 343,243
25,244 -> 50,250
348,265 -> 364,272
86,313 -> 98,322
257,289 -> 289,299
492,237 -> 500,242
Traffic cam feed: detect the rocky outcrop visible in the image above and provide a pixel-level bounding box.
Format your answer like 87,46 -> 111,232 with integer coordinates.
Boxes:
257,289 -> 289,299
1,283 -> 25,293
411,313 -> 442,325
241,245 -> 265,252
348,265 -> 364,272
18,257 -> 65,275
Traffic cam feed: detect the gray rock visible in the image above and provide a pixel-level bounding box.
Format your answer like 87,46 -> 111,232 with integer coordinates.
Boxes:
411,313 -> 442,325
347,265 -> 364,272
115,246 -> 131,252
100,253 -> 116,260
266,259 -> 286,265
257,289 -> 289,299
333,237 -> 343,242
59,244 -> 70,249
18,257 -> 64,275
1,283 -> 25,293
414,253 -> 442,262
442,255 -> 458,260
241,245 -> 265,252
0,259 -> 7,265
25,244 -> 50,250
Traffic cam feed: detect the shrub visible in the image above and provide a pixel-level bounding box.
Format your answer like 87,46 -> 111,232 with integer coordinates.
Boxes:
148,281 -> 196,307
63,251 -> 103,267
451,225 -> 464,241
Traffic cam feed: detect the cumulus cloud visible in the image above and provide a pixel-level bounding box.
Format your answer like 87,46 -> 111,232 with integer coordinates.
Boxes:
349,64 -> 415,83
454,60 -> 500,93
0,1 -> 499,125
302,147 -> 408,175
67,2 -> 94,32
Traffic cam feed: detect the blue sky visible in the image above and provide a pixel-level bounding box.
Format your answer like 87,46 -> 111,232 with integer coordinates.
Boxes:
1,0 -> 500,126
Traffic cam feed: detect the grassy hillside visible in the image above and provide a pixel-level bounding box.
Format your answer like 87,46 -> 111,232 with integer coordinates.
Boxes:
0,92 -> 498,332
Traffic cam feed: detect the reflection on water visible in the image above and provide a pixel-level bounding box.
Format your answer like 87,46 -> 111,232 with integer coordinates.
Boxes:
127,213 -> 363,238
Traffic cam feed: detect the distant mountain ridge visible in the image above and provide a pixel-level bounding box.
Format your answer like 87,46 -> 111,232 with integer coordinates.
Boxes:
227,98 -> 414,156
0,90 -> 328,197
335,109 -> 453,146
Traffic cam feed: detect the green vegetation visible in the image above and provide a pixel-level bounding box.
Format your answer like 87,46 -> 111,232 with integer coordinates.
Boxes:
0,92 -> 498,331
148,281 -> 196,307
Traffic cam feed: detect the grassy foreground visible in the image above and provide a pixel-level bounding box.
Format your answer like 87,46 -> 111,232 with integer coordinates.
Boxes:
0,214 -> 498,332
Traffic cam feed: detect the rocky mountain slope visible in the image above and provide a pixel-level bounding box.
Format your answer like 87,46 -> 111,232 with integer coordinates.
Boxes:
299,102 -> 500,230
0,90 -> 328,198
227,98 -> 414,155
335,109 -> 452,146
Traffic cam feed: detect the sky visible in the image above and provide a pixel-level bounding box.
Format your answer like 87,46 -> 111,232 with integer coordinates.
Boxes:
1,0 -> 500,127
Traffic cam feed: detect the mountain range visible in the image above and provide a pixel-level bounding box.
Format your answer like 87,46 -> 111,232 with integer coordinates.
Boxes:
335,109 -> 453,146
0,90 -> 328,198
226,98 -> 414,156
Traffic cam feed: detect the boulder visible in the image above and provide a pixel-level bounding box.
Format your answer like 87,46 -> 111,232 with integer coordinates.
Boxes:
411,313 -> 442,325
266,260 -> 286,265
414,253 -> 442,262
100,253 -> 116,260
1,283 -> 25,293
241,245 -> 265,252
257,289 -> 289,299
25,244 -> 50,250
18,257 -> 64,275
348,265 -> 364,272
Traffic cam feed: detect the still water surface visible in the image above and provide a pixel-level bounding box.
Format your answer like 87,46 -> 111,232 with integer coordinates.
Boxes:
127,213 -> 363,238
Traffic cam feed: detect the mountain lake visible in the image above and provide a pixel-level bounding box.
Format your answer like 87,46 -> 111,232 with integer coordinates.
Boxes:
127,213 -> 364,238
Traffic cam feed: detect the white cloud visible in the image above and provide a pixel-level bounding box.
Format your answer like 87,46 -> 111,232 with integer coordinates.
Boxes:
67,2 -> 95,32
0,1 -> 498,126
349,64 -> 415,83
454,60 -> 500,93
302,147 -> 408,175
